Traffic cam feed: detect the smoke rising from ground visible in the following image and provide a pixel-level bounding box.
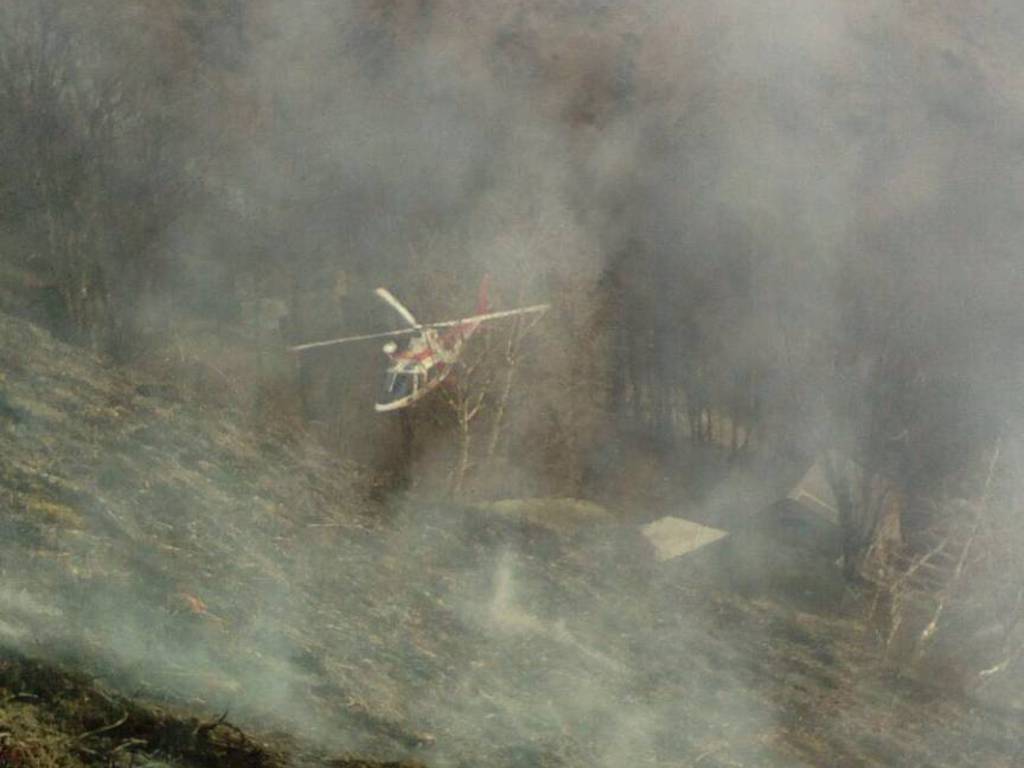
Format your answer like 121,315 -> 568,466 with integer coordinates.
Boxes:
2,1 -> 1024,765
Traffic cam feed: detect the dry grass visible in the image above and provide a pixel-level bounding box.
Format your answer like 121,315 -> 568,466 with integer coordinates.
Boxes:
0,310 -> 1021,767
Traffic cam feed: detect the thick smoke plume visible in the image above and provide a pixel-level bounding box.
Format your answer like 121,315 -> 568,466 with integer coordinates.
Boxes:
1,0 -> 1024,765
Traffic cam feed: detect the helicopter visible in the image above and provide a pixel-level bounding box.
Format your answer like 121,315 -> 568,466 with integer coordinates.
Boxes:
288,278 -> 549,412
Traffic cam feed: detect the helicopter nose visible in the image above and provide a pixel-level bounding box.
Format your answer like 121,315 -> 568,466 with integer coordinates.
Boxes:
382,341 -> 398,355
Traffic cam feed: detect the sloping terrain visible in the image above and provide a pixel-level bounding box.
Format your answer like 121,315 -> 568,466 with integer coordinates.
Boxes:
1,311 -> 1022,767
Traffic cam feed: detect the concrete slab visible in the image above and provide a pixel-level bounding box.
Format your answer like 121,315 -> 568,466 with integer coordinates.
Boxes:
641,516 -> 729,561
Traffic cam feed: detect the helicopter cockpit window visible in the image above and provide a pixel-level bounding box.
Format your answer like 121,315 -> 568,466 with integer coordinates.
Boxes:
382,371 -> 414,402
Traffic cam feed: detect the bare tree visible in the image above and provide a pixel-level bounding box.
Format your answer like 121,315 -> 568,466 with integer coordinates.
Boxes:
0,1 -> 109,340
435,308 -> 548,498
440,335 -> 495,497
859,437 -> 1024,700
0,0 -> 200,354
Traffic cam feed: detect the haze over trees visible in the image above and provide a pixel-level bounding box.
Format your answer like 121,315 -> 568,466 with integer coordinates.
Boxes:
2,0 -> 1023,691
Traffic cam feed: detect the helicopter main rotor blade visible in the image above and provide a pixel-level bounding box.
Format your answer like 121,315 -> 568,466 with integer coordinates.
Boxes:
289,304 -> 550,353
288,327 -> 419,353
375,287 -> 420,328
418,304 -> 550,330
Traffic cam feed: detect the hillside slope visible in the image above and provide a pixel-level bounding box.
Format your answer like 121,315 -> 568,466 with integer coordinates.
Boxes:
1,311 -> 1022,767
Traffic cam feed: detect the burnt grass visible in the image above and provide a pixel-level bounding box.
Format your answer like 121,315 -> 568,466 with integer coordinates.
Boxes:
0,647 -> 422,768
1,312 -> 1022,767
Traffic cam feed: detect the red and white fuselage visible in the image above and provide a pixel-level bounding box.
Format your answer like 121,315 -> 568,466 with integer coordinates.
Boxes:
375,315 -> 485,411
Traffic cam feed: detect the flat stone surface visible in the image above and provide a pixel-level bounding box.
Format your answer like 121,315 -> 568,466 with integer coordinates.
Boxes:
641,516 -> 729,561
